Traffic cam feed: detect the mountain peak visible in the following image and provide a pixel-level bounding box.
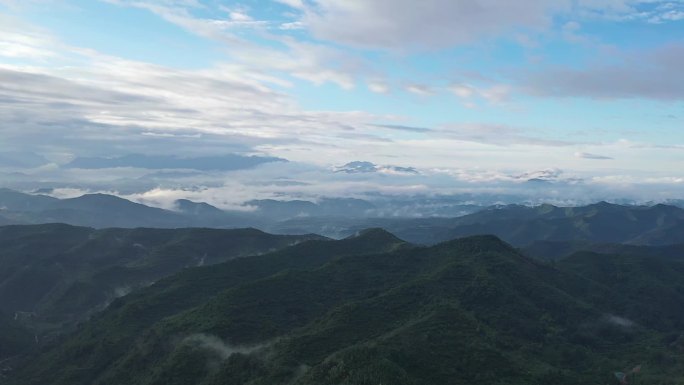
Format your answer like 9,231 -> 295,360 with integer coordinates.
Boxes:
174,199 -> 224,215
334,161 -> 418,175
348,227 -> 404,241
439,234 -> 517,254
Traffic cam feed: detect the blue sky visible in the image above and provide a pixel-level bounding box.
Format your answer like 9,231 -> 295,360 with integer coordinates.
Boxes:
1,0 -> 684,205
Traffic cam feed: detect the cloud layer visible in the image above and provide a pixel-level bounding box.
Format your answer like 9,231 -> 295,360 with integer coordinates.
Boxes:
1,0 -> 683,206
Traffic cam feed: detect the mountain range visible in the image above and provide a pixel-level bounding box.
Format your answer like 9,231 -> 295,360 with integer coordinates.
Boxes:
5,230 -> 684,384
3,188 -> 684,248
0,224 -> 321,344
4,188 -> 684,383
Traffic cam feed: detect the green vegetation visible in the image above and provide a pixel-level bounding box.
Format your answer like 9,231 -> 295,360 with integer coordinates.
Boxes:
7,232 -> 684,384
0,224 -> 323,341
0,311 -> 33,360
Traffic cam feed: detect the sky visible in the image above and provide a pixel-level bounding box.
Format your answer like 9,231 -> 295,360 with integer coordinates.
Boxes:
1,0 -> 684,208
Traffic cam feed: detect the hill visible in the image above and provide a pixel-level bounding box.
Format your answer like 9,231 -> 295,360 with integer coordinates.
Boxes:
0,311 -> 33,361
272,202 -> 684,246
0,224 -> 323,338
0,189 -> 256,229
8,233 -> 684,385
4,189 -> 684,248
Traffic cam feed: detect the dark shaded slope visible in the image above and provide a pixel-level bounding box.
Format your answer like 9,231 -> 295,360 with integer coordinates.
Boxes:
0,311 -> 33,361
269,202 -> 684,247
0,224 -> 323,335
0,188 -> 57,212
8,229 -> 408,385
559,251 -> 684,330
38,194 -> 188,228
0,189 -> 258,229
13,234 -> 682,385
522,240 -> 684,261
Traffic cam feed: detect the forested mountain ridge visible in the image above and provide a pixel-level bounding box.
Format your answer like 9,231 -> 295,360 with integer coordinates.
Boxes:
0,224 -> 323,339
7,232 -> 684,385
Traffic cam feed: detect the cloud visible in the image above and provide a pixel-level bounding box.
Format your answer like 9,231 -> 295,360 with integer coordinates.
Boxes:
0,23 -> 399,165
292,0 -> 683,51
182,334 -> 266,360
299,0 -> 564,51
450,84 -> 476,99
65,154 -> 286,171
274,0 -> 306,10
405,84 -> 434,96
370,124 -> 431,133
367,80 -> 390,94
103,0 -> 256,44
605,314 -> 635,328
521,42 -> 684,100
333,161 -> 419,175
449,83 -> 512,106
438,123 -> 576,147
575,151 -> 613,160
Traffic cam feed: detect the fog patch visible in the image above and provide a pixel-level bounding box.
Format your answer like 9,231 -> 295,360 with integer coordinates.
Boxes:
182,334 -> 266,360
113,286 -> 133,298
605,314 -> 636,329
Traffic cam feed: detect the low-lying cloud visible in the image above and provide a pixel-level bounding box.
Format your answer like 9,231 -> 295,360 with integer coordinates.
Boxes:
182,333 -> 266,360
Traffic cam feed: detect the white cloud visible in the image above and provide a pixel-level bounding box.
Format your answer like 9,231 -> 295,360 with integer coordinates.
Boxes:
274,0 -> 306,10
367,80 -> 390,94
449,83 -> 511,105
450,84 -> 476,99
575,151 -> 613,160
405,84 -> 433,96
300,0 -> 565,50
280,21 -> 305,30
521,42 -> 684,100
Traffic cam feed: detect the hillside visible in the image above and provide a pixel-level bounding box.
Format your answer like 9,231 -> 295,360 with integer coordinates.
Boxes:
272,202 -> 684,246
0,311 -> 33,361
0,224 -> 323,338
4,189 -> 684,248
0,189 -> 255,229
8,233 -> 684,385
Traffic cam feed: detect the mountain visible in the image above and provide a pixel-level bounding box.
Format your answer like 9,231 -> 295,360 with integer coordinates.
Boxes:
39,194 -> 190,228
246,199 -> 320,219
441,202 -> 684,246
272,202 -> 684,246
173,199 -> 259,228
247,198 -> 377,220
0,189 -> 380,229
3,188 -> 684,248
0,214 -> 20,226
0,189 -> 259,229
174,199 -> 226,216
0,310 -> 33,361
522,240 -> 684,261
8,233 -> 684,385
559,250 -> 684,330
0,224 -> 323,337
0,188 -> 58,211
4,228 -> 407,384
334,161 -> 419,175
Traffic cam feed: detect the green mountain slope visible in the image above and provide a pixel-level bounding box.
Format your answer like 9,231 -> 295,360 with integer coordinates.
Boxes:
0,311 -> 33,360
0,224 -> 323,336
522,240 -> 684,261
269,202 -> 684,246
6,228 -> 407,384
10,233 -> 683,385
